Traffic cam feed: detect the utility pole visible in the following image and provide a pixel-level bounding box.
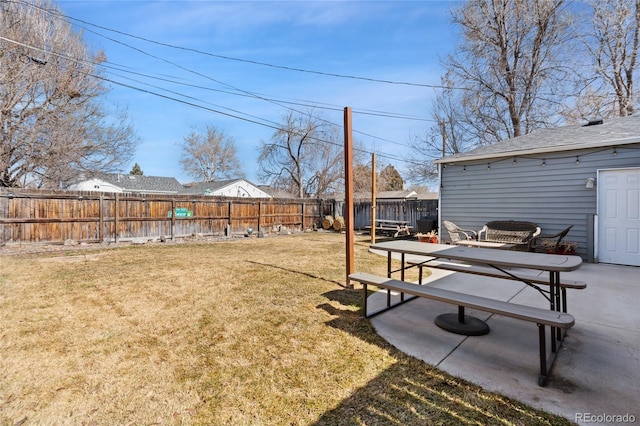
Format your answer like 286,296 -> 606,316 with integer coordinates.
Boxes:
440,119 -> 447,157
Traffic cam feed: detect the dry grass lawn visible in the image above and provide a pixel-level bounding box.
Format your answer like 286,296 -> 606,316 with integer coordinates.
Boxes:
0,232 -> 573,425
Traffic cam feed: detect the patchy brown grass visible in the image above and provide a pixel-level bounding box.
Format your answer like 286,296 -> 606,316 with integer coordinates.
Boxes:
0,232 -> 573,425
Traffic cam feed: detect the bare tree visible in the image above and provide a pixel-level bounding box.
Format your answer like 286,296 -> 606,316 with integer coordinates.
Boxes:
304,125 -> 345,197
0,0 -> 138,188
576,0 -> 639,118
443,0 -> 571,143
178,126 -> 243,181
405,82 -> 478,185
258,111 -> 343,198
352,163 -> 372,194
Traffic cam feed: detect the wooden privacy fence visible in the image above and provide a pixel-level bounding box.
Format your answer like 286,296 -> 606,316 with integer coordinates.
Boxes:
341,199 -> 439,232
0,190 -> 439,245
0,189 -> 329,244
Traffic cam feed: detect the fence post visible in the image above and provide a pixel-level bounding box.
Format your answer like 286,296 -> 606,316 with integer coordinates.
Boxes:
99,194 -> 104,242
257,200 -> 262,233
114,193 -> 120,243
171,198 -> 176,241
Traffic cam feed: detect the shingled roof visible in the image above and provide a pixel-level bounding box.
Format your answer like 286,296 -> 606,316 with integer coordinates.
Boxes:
87,173 -> 184,194
180,178 -> 272,197
437,115 -> 640,164
181,179 -> 238,195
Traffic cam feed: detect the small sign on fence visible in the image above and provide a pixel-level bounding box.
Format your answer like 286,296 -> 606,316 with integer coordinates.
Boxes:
168,208 -> 193,218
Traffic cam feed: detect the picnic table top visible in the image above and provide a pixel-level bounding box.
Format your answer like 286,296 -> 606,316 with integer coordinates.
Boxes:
370,240 -> 583,272
454,240 -> 516,249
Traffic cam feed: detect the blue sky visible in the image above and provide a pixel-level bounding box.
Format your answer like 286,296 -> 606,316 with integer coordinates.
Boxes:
58,1 -> 460,185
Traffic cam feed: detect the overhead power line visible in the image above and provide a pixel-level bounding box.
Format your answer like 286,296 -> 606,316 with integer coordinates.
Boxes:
6,1 -> 438,167
48,12 -> 448,90
14,0 -> 444,89
31,4 -> 431,150
1,35 -> 424,167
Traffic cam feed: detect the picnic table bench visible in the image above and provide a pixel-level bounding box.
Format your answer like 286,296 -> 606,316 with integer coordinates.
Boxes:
410,260 -> 586,312
349,271 -> 575,386
366,219 -> 412,237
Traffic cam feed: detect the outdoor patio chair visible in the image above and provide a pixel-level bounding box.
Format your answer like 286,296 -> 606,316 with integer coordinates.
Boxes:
443,220 -> 477,243
532,225 -> 574,253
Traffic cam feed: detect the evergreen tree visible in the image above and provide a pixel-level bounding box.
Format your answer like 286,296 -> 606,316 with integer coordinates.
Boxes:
129,163 -> 143,175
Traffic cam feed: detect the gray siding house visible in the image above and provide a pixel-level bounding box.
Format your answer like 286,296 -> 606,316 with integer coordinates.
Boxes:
435,116 -> 640,266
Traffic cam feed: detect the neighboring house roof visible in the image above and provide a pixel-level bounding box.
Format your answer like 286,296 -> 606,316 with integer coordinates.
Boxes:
351,190 -> 418,200
182,179 -> 237,195
414,191 -> 439,200
181,178 -> 271,197
72,173 -> 184,194
437,115 -> 640,164
378,190 -> 418,199
257,185 -> 294,198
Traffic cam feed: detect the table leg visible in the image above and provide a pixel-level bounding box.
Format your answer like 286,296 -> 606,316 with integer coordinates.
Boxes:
550,271 -> 566,344
549,271 -> 558,352
386,251 -> 392,307
400,253 -> 405,302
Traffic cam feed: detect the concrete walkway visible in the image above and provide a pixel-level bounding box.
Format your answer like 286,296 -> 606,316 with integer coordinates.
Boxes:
365,258 -> 639,425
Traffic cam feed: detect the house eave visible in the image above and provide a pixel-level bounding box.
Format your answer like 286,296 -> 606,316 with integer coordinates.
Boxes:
435,136 -> 640,164
126,190 -> 180,195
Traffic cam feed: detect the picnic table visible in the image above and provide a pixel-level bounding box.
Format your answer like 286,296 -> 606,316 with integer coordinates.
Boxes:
366,219 -> 412,237
370,239 -> 583,315
454,240 -> 516,249
352,240 -> 586,386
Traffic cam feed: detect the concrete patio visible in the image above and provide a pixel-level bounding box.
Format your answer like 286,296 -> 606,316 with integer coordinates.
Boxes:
365,258 -> 639,425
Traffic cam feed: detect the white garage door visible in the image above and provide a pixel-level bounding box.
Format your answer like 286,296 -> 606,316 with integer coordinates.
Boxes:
598,168 -> 640,266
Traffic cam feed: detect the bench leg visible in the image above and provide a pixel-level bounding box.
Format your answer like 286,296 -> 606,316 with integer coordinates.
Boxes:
538,323 -> 548,386
362,283 -> 368,318
361,282 -> 419,319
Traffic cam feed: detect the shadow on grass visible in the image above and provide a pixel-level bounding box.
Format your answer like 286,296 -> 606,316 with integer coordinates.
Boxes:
314,289 -> 574,426
243,257 -> 572,424
245,260 -> 346,287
